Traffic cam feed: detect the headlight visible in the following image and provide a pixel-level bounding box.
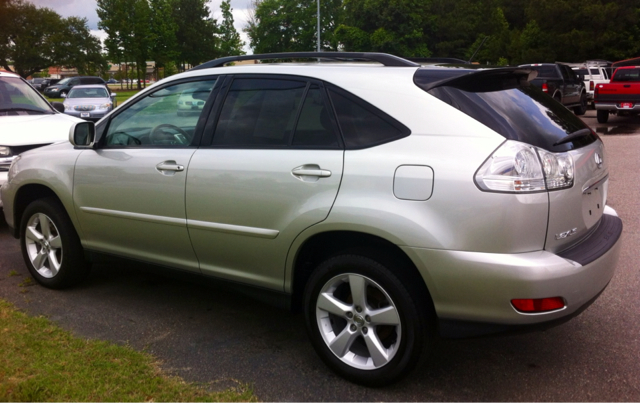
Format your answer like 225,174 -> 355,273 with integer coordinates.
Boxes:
0,146 -> 10,157
475,140 -> 574,193
98,103 -> 112,110
64,103 -> 73,111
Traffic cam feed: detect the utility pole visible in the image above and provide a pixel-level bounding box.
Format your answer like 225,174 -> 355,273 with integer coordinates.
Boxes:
317,0 -> 321,52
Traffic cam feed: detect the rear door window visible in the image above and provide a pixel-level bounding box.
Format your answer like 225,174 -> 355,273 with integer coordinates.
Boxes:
212,77 -> 341,148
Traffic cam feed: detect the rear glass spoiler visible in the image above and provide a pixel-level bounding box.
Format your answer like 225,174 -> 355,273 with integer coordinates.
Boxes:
415,67 -> 538,92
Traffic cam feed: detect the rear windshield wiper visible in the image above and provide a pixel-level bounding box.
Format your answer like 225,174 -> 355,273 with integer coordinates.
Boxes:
553,128 -> 593,146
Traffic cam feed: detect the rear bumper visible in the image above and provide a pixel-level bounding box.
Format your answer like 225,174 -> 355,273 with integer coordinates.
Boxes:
595,102 -> 640,111
403,210 -> 622,333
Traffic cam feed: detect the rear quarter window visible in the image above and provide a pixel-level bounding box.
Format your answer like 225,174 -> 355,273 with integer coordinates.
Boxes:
327,86 -> 410,149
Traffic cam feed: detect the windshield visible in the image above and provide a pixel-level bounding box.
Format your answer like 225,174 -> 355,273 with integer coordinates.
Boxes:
0,76 -> 53,116
56,77 -> 72,85
68,87 -> 109,99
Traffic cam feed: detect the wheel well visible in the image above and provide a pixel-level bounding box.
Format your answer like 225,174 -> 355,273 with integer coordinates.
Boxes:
291,231 -> 436,317
11,185 -> 60,237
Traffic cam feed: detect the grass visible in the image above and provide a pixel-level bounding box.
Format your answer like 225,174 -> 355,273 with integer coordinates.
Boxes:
0,299 -> 258,402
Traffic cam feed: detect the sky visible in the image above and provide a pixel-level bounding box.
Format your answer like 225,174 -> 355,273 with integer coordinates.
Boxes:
27,0 -> 254,53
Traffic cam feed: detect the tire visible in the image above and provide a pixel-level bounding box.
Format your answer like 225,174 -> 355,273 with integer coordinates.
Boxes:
573,93 -> 587,115
304,254 -> 433,386
20,198 -> 90,289
597,110 -> 609,124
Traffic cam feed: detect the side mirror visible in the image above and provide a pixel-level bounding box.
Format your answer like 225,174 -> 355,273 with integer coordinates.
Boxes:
51,102 -> 65,113
69,121 -> 96,148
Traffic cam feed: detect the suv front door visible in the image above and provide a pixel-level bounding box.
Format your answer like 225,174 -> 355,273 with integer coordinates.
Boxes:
186,76 -> 344,289
72,79 -> 217,272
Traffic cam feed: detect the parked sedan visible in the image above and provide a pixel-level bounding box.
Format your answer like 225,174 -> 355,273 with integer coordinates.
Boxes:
62,85 -> 116,122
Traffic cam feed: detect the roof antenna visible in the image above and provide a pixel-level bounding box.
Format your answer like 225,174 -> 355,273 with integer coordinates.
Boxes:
468,36 -> 489,64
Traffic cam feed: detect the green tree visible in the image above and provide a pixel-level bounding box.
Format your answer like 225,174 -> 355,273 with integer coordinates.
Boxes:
335,0 -> 431,57
56,16 -> 108,75
0,0 -> 105,78
149,0 -> 179,78
218,0 -> 245,56
98,0 -> 151,89
173,0 -> 219,69
246,0 -> 343,53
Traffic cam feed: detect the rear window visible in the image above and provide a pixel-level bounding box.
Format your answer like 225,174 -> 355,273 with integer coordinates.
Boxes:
527,65 -> 560,78
414,69 -> 598,152
612,68 -> 640,82
575,68 -> 589,78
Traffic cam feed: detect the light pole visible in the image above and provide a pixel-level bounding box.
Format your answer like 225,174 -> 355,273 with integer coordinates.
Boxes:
317,0 -> 320,52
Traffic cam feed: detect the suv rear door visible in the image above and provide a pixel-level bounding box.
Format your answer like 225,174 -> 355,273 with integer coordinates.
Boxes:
185,76 -> 344,290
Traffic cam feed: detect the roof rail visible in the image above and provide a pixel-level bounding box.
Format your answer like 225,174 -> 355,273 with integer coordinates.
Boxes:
190,52 -> 420,71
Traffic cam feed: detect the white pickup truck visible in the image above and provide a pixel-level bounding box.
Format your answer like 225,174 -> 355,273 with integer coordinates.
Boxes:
572,64 -> 612,107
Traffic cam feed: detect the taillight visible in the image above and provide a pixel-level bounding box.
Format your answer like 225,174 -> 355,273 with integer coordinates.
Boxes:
541,83 -> 548,93
594,84 -> 600,102
590,81 -> 594,91
475,140 -> 574,193
512,297 -> 565,313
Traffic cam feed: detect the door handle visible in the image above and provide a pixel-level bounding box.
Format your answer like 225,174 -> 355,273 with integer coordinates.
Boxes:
292,165 -> 332,182
156,161 -> 185,174
292,166 -> 331,177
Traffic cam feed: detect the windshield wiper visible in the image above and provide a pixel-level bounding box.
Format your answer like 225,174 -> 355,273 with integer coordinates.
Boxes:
553,128 -> 593,146
0,107 -> 51,114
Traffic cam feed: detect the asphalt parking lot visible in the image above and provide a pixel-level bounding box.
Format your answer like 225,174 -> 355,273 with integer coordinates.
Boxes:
0,109 -> 639,401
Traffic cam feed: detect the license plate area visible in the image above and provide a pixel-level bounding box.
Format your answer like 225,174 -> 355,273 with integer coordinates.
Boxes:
582,181 -> 606,228
619,102 -> 634,109
81,112 -> 90,118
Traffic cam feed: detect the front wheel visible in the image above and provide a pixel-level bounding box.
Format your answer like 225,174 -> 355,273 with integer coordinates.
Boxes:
304,254 -> 432,386
20,198 -> 90,289
597,110 -> 609,124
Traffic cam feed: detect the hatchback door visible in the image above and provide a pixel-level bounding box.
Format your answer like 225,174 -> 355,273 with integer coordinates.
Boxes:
186,76 -> 344,290
73,78 -> 218,272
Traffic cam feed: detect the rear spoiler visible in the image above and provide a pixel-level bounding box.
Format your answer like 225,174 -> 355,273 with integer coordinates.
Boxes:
415,67 -> 538,92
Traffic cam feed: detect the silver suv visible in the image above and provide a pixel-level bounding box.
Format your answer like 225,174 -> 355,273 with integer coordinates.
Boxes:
0,53 -> 623,386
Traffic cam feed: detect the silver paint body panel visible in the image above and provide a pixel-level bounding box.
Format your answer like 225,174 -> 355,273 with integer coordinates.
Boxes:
1,62 -> 621,327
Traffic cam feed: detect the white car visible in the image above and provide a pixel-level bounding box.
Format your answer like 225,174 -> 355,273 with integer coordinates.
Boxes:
573,64 -> 612,105
0,71 -> 83,205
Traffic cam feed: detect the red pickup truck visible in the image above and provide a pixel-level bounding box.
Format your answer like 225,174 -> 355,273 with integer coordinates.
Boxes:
594,65 -> 640,123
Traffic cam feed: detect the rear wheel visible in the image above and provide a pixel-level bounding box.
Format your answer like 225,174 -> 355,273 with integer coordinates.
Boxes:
597,110 -> 609,124
20,198 -> 90,289
304,254 -> 432,386
574,93 -> 587,115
